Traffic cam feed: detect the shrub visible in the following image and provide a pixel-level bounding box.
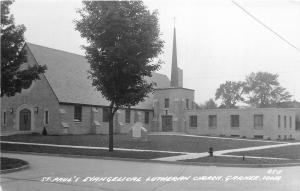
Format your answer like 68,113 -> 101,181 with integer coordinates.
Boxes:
42,127 -> 48,136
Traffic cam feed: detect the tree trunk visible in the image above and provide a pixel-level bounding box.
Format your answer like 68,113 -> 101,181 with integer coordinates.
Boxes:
108,111 -> 114,152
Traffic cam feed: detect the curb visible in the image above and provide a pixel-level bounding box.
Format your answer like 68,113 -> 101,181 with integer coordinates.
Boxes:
0,161 -> 29,174
2,150 -> 300,168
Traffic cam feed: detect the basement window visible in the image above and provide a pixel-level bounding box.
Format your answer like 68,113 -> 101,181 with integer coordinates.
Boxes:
254,135 -> 263,139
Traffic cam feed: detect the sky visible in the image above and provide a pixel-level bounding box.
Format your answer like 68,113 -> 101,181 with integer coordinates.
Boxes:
10,0 -> 300,104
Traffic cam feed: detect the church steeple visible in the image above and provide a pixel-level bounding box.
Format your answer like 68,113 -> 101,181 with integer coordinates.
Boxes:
170,19 -> 179,87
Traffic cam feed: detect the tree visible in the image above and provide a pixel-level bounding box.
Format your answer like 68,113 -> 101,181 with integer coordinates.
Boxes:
75,1 -> 164,151
276,100 -> 300,108
205,98 -> 218,109
1,0 -> 46,97
198,98 -> 218,109
215,81 -> 244,108
243,72 -> 292,107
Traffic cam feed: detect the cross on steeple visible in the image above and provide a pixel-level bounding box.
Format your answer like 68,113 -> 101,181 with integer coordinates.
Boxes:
173,17 -> 176,28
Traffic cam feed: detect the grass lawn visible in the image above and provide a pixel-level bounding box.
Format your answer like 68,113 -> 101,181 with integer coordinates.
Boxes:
1,157 -> 28,170
182,156 -> 300,164
1,134 -> 280,153
226,145 -> 300,160
1,143 -> 179,159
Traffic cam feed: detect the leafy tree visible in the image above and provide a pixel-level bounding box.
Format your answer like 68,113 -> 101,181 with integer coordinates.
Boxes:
215,81 -> 244,108
243,72 -> 292,107
75,1 -> 164,151
1,0 -> 46,97
204,98 -> 218,109
198,98 -> 218,109
205,98 -> 218,109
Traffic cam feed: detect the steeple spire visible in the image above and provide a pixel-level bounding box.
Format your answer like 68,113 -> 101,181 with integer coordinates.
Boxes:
170,18 -> 179,87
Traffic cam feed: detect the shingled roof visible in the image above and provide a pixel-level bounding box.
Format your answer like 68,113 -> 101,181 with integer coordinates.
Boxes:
27,43 -> 170,109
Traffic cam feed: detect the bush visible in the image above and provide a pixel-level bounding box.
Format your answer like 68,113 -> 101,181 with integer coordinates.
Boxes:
42,127 -> 48,136
1,157 -> 28,170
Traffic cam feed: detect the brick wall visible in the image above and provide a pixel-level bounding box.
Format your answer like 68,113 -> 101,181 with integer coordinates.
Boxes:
1,46 -> 60,134
153,87 -> 194,132
58,104 -> 153,135
184,108 -> 299,140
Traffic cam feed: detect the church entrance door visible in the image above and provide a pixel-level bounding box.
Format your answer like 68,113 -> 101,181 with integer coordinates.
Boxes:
19,109 -> 31,131
162,115 -> 172,132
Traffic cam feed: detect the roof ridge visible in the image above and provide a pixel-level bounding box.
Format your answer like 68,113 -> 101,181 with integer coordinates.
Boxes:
26,42 -> 85,58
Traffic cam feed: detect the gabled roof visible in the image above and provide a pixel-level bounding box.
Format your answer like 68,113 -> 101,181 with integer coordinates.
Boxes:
26,43 -> 170,109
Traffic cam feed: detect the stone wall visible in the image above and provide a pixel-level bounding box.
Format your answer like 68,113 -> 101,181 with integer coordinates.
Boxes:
184,108 -> 299,140
1,46 -> 60,134
58,104 -> 153,135
153,87 -> 194,132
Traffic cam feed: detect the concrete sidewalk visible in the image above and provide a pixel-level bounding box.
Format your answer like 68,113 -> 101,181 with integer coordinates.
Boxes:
214,142 -> 300,155
154,142 -> 300,161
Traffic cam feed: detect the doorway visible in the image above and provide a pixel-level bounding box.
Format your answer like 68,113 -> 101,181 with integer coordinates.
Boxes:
19,108 -> 31,131
162,115 -> 172,132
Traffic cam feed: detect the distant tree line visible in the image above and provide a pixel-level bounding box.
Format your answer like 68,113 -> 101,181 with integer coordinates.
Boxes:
198,72 -> 296,109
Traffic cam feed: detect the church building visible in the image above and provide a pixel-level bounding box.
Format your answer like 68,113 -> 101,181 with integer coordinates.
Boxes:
2,26 -> 300,140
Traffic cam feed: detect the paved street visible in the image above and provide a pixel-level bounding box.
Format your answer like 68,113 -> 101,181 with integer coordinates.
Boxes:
1,153 -> 300,191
